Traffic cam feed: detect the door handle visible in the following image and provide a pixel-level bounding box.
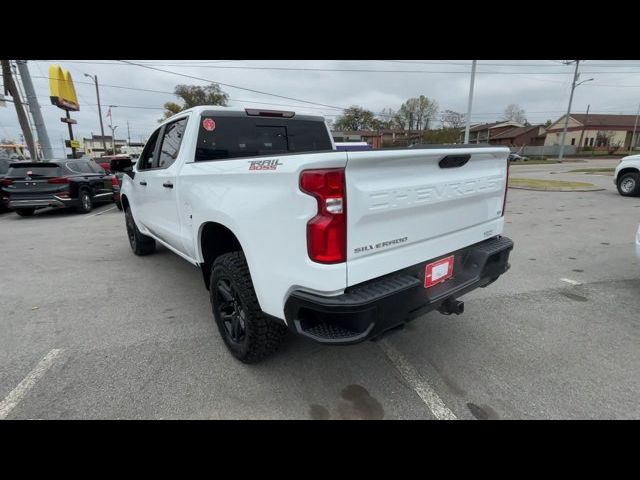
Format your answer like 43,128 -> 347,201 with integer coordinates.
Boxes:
139,181 -> 147,186
163,182 -> 174,189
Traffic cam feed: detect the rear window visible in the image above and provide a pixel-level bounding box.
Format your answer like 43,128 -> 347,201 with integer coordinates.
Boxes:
195,116 -> 332,162
7,163 -> 61,178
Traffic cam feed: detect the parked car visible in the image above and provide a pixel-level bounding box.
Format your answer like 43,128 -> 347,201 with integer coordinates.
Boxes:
508,153 -> 528,162
614,154 -> 640,197
0,158 -> 12,211
108,157 -> 135,210
120,106 -> 514,363
0,158 -> 29,212
0,158 -> 118,216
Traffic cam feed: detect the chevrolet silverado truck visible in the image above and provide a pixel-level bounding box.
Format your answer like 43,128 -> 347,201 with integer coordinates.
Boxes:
120,106 -> 514,363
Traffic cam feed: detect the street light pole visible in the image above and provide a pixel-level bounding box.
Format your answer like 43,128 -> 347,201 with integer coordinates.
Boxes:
109,125 -> 118,155
84,73 -> 107,156
107,105 -> 118,155
464,60 -> 477,144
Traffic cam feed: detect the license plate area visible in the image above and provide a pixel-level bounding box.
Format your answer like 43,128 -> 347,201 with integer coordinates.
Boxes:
424,255 -> 454,288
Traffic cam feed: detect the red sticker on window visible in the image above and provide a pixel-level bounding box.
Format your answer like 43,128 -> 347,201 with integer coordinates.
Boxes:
202,118 -> 216,131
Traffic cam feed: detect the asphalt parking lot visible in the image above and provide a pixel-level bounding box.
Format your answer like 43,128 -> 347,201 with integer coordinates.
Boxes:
1,158 -> 639,419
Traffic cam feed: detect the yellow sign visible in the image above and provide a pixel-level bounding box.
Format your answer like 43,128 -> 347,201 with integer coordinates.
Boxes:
49,65 -> 79,111
69,140 -> 80,148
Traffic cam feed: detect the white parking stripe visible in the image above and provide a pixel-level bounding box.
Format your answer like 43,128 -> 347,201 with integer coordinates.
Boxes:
560,278 -> 581,285
86,205 -> 117,217
0,349 -> 64,420
378,339 -> 457,420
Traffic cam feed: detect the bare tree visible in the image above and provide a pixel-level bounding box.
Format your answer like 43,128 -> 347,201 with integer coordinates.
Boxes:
415,96 -> 438,130
441,110 -> 466,129
377,108 -> 397,129
394,110 -> 407,130
595,130 -> 615,148
503,104 -> 527,124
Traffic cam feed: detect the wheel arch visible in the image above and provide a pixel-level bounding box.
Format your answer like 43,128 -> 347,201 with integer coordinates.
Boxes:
617,167 -> 640,182
120,193 -> 130,211
198,221 -> 244,290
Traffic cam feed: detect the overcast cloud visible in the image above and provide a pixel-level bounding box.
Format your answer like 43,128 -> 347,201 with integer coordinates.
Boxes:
2,59 -> 640,157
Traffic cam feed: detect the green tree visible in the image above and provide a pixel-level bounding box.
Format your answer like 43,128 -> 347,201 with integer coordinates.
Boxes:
334,106 -> 378,131
161,83 -> 229,121
544,119 -> 553,128
422,128 -> 460,144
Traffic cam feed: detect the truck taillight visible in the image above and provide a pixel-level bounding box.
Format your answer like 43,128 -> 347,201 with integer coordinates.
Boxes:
300,168 -> 346,264
111,175 -> 120,187
502,157 -> 510,216
0,179 -> 13,186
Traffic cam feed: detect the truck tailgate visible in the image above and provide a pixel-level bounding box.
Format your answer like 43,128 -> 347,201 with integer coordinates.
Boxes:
345,146 -> 509,286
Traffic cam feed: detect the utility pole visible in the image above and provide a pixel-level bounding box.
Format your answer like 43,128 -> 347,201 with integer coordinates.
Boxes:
630,103 -> 640,155
83,74 -> 107,155
577,104 -> 590,152
127,120 -> 131,145
16,60 -> 54,160
107,105 -> 118,155
1,60 -> 37,161
464,60 -> 477,144
558,60 -> 581,163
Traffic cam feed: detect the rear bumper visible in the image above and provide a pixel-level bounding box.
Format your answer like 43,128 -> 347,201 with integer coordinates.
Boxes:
284,236 -> 514,344
7,195 -> 80,209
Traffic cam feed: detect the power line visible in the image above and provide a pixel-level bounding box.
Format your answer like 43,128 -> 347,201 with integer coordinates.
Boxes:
37,60 -> 640,75
117,60 -> 350,110
379,59 -> 640,68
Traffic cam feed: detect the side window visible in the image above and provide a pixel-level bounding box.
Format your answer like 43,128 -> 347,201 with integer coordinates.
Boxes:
87,160 -> 105,174
138,129 -> 161,170
65,161 -> 84,174
77,161 -> 95,174
156,117 -> 188,169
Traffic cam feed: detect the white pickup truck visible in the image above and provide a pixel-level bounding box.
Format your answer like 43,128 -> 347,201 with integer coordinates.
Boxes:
120,106 -> 514,363
614,154 -> 640,196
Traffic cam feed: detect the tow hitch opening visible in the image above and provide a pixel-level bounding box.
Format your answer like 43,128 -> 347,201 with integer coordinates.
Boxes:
438,298 -> 464,315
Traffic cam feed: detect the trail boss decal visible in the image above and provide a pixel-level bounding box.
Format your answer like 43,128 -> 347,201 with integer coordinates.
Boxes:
248,159 -> 283,171
354,236 -> 408,254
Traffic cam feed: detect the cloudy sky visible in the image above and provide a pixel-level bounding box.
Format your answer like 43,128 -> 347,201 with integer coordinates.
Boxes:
2,59 -> 640,157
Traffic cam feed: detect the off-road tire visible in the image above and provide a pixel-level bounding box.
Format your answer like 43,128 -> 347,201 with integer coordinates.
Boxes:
210,251 -> 287,363
124,206 -> 156,255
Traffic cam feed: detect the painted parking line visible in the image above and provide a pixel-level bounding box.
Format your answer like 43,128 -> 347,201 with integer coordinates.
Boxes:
86,205 -> 117,218
378,339 -> 457,420
0,349 -> 64,420
560,278 -> 582,286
